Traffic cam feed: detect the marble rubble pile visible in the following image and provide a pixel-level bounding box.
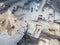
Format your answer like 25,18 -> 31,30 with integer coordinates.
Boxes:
0,0 -> 60,45
0,10 -> 27,45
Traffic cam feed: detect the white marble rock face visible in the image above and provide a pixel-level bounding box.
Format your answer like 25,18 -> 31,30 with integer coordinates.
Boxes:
0,0 -> 60,45
8,1 -> 60,45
